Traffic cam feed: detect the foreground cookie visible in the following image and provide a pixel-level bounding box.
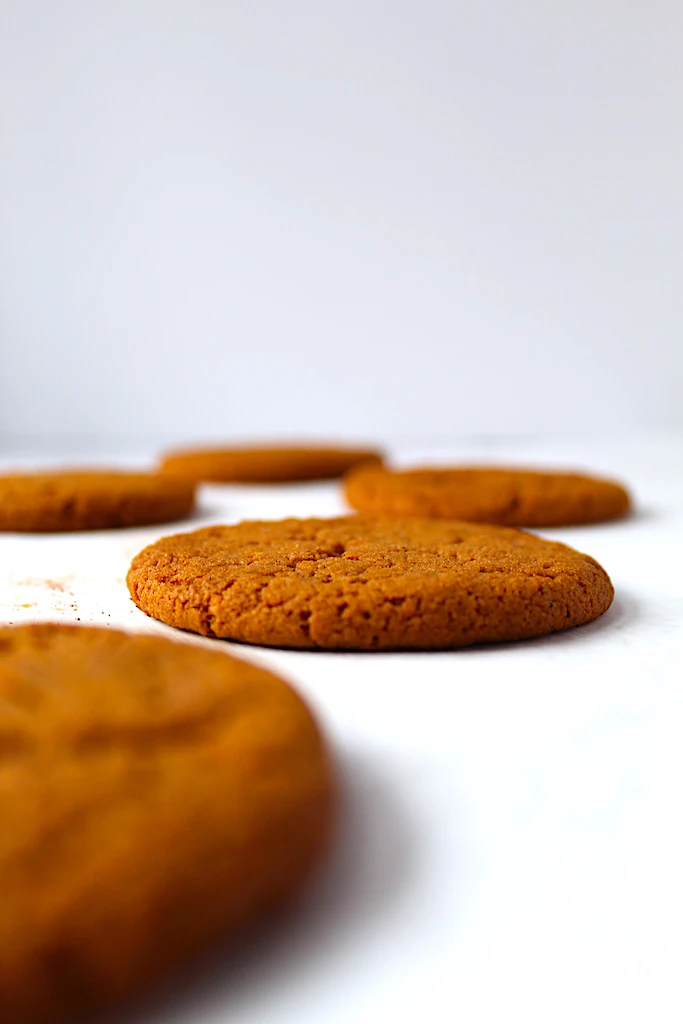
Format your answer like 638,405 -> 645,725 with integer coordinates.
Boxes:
0,470 -> 196,532
127,516 -> 614,650
344,465 -> 631,527
157,443 -> 383,483
0,624 -> 334,1024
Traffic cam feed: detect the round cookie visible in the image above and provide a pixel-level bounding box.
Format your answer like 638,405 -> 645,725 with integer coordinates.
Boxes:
157,443 -> 383,483
343,465 -> 631,527
127,516 -> 614,650
0,624 -> 334,1024
0,470 -> 196,532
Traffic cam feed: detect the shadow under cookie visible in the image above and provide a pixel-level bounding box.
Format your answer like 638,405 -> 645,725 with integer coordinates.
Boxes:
97,749 -> 426,1024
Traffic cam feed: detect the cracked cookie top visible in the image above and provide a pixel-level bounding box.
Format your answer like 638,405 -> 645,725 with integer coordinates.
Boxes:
126,516 -> 614,650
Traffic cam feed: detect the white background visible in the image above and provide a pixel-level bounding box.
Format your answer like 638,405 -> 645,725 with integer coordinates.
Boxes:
2,1 -> 683,450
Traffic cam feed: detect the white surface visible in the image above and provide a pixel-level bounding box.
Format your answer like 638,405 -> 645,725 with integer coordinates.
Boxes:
2,1 -> 683,445
1,434 -> 682,1023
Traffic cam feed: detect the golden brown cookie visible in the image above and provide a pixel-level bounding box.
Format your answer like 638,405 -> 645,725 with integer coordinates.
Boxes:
343,465 -> 631,527
157,443 -> 383,483
0,624 -> 334,1024
127,516 -> 614,650
0,470 -> 196,532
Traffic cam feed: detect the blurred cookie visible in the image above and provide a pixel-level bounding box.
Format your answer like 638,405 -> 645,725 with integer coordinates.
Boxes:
343,465 -> 631,527
157,443 -> 383,483
127,516 -> 614,650
0,470 -> 196,532
0,624 -> 334,1024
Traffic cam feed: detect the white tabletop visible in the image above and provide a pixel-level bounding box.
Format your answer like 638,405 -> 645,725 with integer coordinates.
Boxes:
1,433 -> 681,1024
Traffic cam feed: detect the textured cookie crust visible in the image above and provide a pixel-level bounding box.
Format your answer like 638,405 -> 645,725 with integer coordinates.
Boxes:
0,624 -> 334,1024
343,465 -> 631,527
157,444 -> 383,483
127,516 -> 614,650
0,471 -> 196,532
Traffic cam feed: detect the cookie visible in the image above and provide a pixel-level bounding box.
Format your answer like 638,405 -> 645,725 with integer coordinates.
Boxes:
157,443 -> 383,483
0,624 -> 334,1024
343,465 -> 631,527
0,470 -> 196,532
127,516 -> 614,650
